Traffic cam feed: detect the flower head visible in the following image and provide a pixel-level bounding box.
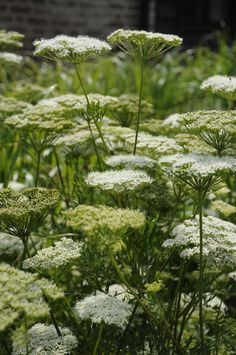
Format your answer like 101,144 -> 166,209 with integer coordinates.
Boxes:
0,263 -> 63,331
34,35 -> 111,63
106,154 -> 157,169
159,153 -> 236,189
75,291 -> 132,328
0,29 -> 24,50
63,204 -> 146,235
0,52 -> 23,65
163,216 -> 236,267
107,29 -> 182,60
85,169 -> 153,193
0,96 -> 31,123
23,238 -> 83,272
201,75 -> 236,101
12,323 -> 78,355
0,188 -> 59,237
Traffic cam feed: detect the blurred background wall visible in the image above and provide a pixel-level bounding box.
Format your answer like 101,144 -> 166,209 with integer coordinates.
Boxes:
0,0 -> 236,48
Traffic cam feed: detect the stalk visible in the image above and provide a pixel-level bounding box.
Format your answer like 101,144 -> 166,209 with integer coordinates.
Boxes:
53,148 -> 66,196
198,188 -> 204,354
35,150 -> 41,187
92,322 -> 104,355
133,58 -> 145,155
74,64 -> 109,155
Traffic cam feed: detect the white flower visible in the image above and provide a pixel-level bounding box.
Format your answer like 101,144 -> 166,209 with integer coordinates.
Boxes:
159,153 -> 236,180
75,291 -> 132,328
85,169 -> 153,193
0,232 -> 23,256
163,216 -> 236,267
106,154 -> 157,169
63,204 -> 146,235
12,323 -> 78,355
107,29 -> 182,59
34,35 -> 111,63
201,75 -> 236,100
0,52 -> 23,64
122,132 -> 183,157
23,238 -> 83,271
163,113 -> 180,128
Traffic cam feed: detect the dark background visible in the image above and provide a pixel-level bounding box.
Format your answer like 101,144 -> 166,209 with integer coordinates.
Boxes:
0,0 -> 236,48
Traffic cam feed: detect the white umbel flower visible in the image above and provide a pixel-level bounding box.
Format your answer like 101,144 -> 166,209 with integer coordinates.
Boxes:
159,153 -> 236,179
34,35 -> 111,63
85,169 -> 153,193
107,29 -> 182,59
23,238 -> 83,271
106,154 -> 157,169
12,323 -> 78,355
201,75 -> 236,100
75,291 -> 132,328
163,113 -> 180,128
0,52 -> 23,64
163,216 -> 236,266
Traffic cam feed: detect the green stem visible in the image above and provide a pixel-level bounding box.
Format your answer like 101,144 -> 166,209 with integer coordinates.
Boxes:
198,188 -> 204,354
110,252 -> 182,353
87,120 -> 102,169
92,322 -> 104,355
35,150 -> 41,187
74,63 -> 109,155
53,148 -> 66,196
133,58 -> 145,155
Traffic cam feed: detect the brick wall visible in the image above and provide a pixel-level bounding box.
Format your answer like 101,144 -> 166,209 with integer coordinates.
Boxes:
0,0 -> 143,49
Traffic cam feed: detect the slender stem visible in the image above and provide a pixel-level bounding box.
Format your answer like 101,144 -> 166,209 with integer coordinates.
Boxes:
198,188 -> 204,354
53,148 -> 66,195
74,63 -> 109,155
110,252 -> 182,353
92,322 -> 104,355
35,150 -> 41,187
87,120 -> 102,169
133,58 -> 145,154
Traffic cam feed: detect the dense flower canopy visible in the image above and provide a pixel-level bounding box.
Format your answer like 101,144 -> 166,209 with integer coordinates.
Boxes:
0,263 -> 63,331
107,29 -> 183,59
34,35 -> 111,63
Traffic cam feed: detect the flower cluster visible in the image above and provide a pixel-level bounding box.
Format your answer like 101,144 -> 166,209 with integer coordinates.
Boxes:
0,96 -> 31,123
0,52 -> 23,65
85,169 -> 153,193
122,132 -> 183,157
0,188 -> 59,237
0,29 -> 24,50
0,263 -> 63,331
23,238 -> 83,272
63,204 -> 146,235
0,232 -> 23,257
107,29 -> 182,59
159,153 -> 236,183
163,216 -> 236,267
12,323 -> 78,355
106,154 -> 157,169
109,94 -> 153,127
179,110 -> 236,154
75,291 -> 132,328
34,35 -> 111,63
201,75 -> 236,101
